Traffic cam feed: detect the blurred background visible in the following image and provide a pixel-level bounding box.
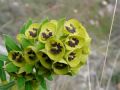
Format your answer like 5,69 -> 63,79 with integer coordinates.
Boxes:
0,0 -> 120,90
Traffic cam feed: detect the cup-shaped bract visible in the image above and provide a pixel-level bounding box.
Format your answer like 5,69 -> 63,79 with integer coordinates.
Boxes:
37,51 -> 52,69
65,49 -> 82,67
64,19 -> 80,35
45,38 -> 65,61
25,23 -> 40,39
8,51 -> 25,67
38,22 -> 56,43
65,35 -> 85,50
70,63 -> 82,75
64,19 -> 86,35
52,60 -> 69,75
24,46 -> 38,65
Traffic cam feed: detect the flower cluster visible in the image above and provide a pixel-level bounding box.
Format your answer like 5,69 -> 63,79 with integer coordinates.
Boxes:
6,18 -> 91,80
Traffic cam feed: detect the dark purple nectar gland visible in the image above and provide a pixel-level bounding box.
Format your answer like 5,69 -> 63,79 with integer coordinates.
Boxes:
54,62 -> 67,69
68,38 -> 79,47
27,49 -> 37,60
41,29 -> 53,40
50,42 -> 62,54
12,52 -> 23,62
68,52 -> 76,61
42,53 -> 52,64
29,28 -> 38,37
65,24 -> 76,33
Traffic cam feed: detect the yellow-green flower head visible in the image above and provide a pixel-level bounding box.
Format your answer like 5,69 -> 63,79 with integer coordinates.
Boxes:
8,51 -> 25,67
25,23 -> 40,39
37,51 -> 52,69
65,35 -> 85,50
24,46 -> 38,65
65,49 -> 82,67
52,60 -> 69,75
38,22 -> 56,43
45,38 -> 65,61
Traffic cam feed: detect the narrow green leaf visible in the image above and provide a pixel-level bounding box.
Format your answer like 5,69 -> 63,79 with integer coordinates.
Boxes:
36,42 -> 45,50
57,18 -> 66,30
5,44 -> 11,52
18,64 -> 33,74
0,81 -> 15,90
5,62 -> 19,72
0,61 -> 4,68
4,35 -> 21,51
37,75 -> 47,90
17,77 -> 25,90
56,18 -> 66,38
38,18 -> 49,33
21,38 -> 33,49
25,81 -> 33,90
19,19 -> 32,34
0,69 -> 6,81
40,18 -> 49,27
0,55 -> 8,62
19,23 -> 26,34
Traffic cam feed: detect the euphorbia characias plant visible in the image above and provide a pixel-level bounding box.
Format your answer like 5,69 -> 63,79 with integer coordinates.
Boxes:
0,18 -> 91,90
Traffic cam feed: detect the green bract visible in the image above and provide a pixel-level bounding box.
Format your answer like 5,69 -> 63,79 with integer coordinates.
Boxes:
37,51 -> 52,69
24,46 -> 38,65
52,60 -> 69,75
2,18 -> 91,90
65,35 -> 85,50
38,22 -> 56,43
65,49 -> 82,67
45,38 -> 65,61
25,23 -> 40,39
8,51 -> 25,67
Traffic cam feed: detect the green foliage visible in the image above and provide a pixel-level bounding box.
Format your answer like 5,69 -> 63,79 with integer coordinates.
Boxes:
25,81 -> 33,90
0,69 -> 6,81
0,55 -> 8,62
17,77 -> 25,90
19,19 -> 33,34
0,81 -> 15,90
5,62 -> 19,73
4,35 -> 21,51
37,75 -> 47,90
18,64 -> 33,74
